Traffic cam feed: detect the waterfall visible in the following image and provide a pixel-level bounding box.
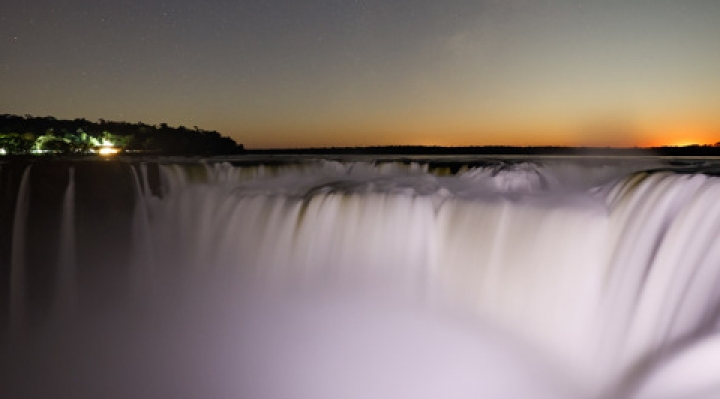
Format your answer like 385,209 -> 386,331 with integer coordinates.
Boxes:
54,166 -> 76,317
9,165 -> 32,338
2,157 -> 720,399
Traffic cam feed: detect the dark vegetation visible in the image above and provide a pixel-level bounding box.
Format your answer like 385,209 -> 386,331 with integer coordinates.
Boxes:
0,114 -> 243,156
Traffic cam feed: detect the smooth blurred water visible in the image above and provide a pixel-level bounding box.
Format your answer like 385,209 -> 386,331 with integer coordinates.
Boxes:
3,156 -> 720,398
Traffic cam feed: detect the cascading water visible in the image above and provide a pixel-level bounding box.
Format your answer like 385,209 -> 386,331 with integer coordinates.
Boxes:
9,165 -> 32,337
2,156 -> 720,399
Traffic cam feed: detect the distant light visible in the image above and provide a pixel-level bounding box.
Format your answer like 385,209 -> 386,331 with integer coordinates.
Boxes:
99,147 -> 119,156
0,148 -> 6,155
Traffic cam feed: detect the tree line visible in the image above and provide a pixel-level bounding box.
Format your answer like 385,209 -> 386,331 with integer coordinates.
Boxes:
0,114 -> 244,156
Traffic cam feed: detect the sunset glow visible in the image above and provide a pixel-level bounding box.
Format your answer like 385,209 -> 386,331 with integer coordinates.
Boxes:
637,125 -> 719,148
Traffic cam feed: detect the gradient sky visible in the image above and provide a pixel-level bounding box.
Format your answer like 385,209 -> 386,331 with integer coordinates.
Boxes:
2,0 -> 719,148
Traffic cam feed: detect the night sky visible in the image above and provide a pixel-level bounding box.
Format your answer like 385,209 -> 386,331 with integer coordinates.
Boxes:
2,0 -> 719,148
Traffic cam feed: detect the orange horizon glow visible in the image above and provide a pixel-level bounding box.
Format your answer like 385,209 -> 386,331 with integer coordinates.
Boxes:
221,107 -> 720,149
635,125 -> 719,148
641,134 -> 718,148
233,124 -> 720,150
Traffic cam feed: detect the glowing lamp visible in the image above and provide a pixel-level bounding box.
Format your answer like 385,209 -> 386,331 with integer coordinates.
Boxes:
99,146 -> 119,156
